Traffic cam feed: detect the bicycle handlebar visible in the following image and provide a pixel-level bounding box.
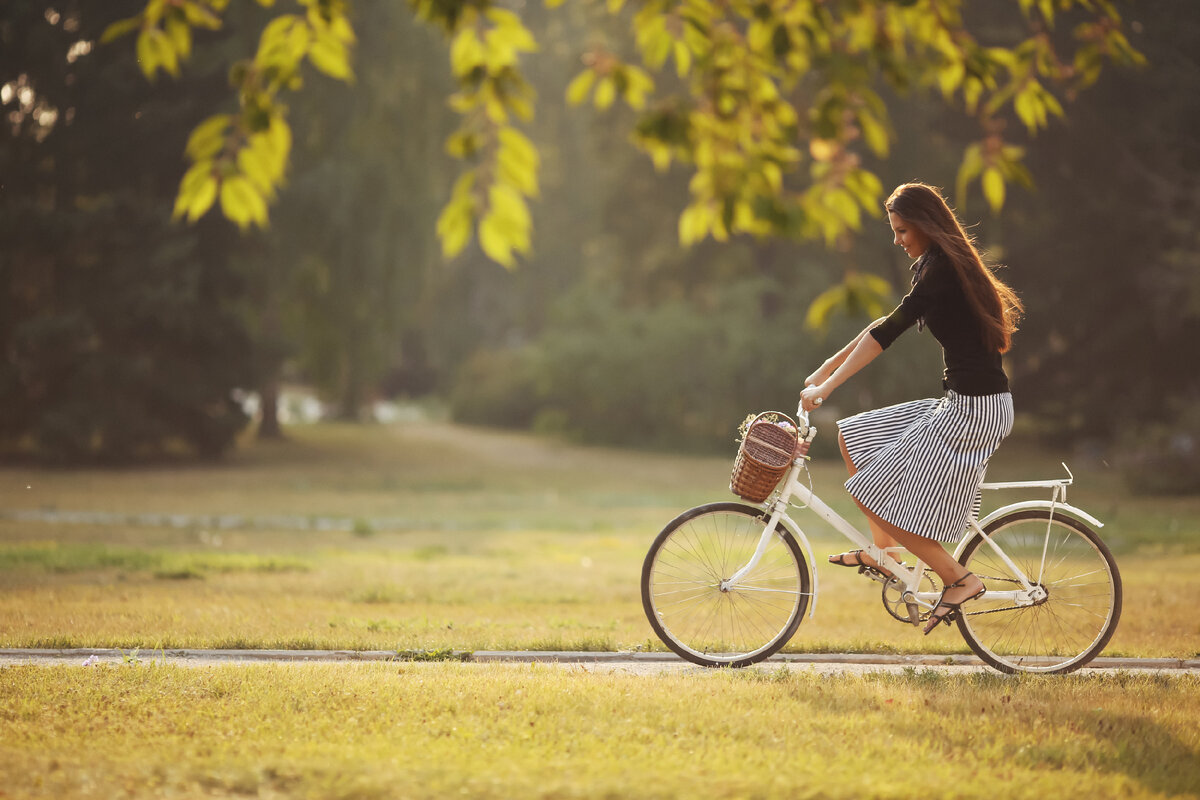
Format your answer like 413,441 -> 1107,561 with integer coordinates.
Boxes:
794,403 -> 817,444
795,403 -> 809,426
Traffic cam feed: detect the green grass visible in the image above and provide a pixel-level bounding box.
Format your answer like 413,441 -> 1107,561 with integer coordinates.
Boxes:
2,662 -> 1198,799
1,419 -> 1198,657
0,541 -> 308,578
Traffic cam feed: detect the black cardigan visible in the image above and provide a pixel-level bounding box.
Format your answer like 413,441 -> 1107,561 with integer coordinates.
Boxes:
869,247 -> 1010,396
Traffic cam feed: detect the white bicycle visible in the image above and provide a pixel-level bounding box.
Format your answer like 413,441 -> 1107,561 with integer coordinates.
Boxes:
640,406 -> 1122,674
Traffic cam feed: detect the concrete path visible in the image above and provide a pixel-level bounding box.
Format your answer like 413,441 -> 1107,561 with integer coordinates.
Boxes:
2,649 -> 1197,676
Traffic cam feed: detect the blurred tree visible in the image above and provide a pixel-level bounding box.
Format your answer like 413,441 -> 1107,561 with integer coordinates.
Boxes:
265,3 -> 454,419
0,0 -> 256,462
1001,5 -> 1200,444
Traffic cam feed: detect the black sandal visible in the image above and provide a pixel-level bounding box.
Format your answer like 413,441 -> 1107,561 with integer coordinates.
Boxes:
828,550 -> 895,580
922,573 -> 986,635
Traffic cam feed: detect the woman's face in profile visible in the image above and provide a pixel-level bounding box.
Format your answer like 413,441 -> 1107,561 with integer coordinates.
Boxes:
888,211 -> 931,260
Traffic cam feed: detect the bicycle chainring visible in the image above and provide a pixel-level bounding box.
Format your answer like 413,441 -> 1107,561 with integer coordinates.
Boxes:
882,570 -> 941,625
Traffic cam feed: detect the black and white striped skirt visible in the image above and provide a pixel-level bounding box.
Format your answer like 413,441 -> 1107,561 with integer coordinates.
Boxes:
838,391 -> 1014,543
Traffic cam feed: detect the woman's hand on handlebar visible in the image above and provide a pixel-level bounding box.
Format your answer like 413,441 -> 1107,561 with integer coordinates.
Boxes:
800,383 -> 831,413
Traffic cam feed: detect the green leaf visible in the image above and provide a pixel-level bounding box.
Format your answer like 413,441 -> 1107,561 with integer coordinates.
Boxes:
805,283 -> 848,331
937,60 -> 965,98
179,159 -> 215,198
620,65 -> 654,110
437,172 -> 477,259
329,14 -> 356,44
955,143 -> 985,207
1038,85 -> 1064,120
498,127 -> 538,168
165,16 -> 192,60
444,131 -> 480,159
678,204 -> 709,247
135,29 -> 160,79
100,16 -> 142,44
565,70 -> 595,106
450,28 -> 486,77
219,175 -> 268,230
184,174 -> 219,222
981,166 -> 1005,213
488,183 -> 532,238
479,212 -> 516,268
497,129 -> 540,197
308,32 -> 353,81
257,15 -> 308,68
845,271 -> 892,319
827,188 -> 861,230
180,2 -> 222,30
593,76 -> 616,110
673,41 -> 692,77
436,198 -> 474,258
1014,85 -> 1039,132
858,110 -> 889,157
845,168 -> 883,211
237,147 -> 275,195
184,114 -> 232,161
249,117 -> 291,181
1037,0 -> 1055,27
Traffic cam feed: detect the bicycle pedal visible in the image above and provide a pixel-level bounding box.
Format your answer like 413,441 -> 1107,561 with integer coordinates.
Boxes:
858,565 -> 890,585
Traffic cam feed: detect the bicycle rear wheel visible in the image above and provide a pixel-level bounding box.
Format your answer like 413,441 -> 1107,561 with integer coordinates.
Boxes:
956,509 -> 1122,674
641,502 -> 810,668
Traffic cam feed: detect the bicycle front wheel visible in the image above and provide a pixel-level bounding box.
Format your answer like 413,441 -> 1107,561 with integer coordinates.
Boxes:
957,509 -> 1122,674
641,502 -> 810,668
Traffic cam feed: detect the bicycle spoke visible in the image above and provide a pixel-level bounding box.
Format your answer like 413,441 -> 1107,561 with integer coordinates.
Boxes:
957,510 -> 1120,673
643,505 -> 808,666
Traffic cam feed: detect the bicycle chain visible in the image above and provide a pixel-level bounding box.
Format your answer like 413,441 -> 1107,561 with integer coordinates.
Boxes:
884,573 -> 1044,620
961,575 -> 1039,617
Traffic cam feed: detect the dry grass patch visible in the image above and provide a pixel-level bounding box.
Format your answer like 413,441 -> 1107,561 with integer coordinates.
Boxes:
2,663 -> 1198,799
1,421 -> 1197,658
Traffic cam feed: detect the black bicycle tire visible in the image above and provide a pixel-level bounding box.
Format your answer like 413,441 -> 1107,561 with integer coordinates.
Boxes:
956,509 -> 1122,674
641,502 -> 811,668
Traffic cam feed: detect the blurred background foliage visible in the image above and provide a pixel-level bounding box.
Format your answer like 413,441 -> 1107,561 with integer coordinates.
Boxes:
1,1 -> 1197,493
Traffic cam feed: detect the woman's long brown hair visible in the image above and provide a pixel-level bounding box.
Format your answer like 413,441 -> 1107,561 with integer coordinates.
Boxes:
886,183 -> 1024,353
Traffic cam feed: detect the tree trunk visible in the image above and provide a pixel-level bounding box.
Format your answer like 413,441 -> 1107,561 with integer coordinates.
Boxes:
257,379 -> 284,439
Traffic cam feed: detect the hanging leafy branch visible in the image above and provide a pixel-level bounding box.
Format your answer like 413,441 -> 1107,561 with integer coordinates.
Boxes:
571,0 -> 1143,243
104,0 -> 1143,291
102,0 -> 356,230
562,0 -> 1143,321
413,0 -> 540,268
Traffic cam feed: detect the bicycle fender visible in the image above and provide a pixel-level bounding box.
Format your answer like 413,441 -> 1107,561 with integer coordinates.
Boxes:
771,512 -> 820,621
958,501 -> 1105,559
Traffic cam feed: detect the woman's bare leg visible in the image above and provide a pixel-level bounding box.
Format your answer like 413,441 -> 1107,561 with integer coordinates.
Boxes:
854,501 -> 984,632
832,431 -> 900,571
835,432 -> 982,630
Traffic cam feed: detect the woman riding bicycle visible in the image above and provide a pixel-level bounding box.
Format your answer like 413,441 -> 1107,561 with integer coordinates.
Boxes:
799,182 -> 1024,635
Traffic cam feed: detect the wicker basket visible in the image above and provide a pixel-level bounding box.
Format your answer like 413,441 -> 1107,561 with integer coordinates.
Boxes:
730,412 -> 800,502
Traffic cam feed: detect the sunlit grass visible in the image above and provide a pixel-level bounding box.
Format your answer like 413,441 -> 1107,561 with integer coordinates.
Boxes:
1,420 -> 1197,657
2,662 -> 1198,799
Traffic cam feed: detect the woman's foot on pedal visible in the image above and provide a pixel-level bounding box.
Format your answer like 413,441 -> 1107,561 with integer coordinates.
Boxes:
828,550 -> 894,580
922,572 -> 986,635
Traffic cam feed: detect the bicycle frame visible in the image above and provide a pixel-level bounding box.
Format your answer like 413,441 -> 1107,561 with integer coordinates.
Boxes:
723,412 -> 1105,622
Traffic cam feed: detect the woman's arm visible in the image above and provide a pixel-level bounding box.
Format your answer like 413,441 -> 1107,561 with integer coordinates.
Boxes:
804,317 -> 887,387
800,332 -> 884,412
